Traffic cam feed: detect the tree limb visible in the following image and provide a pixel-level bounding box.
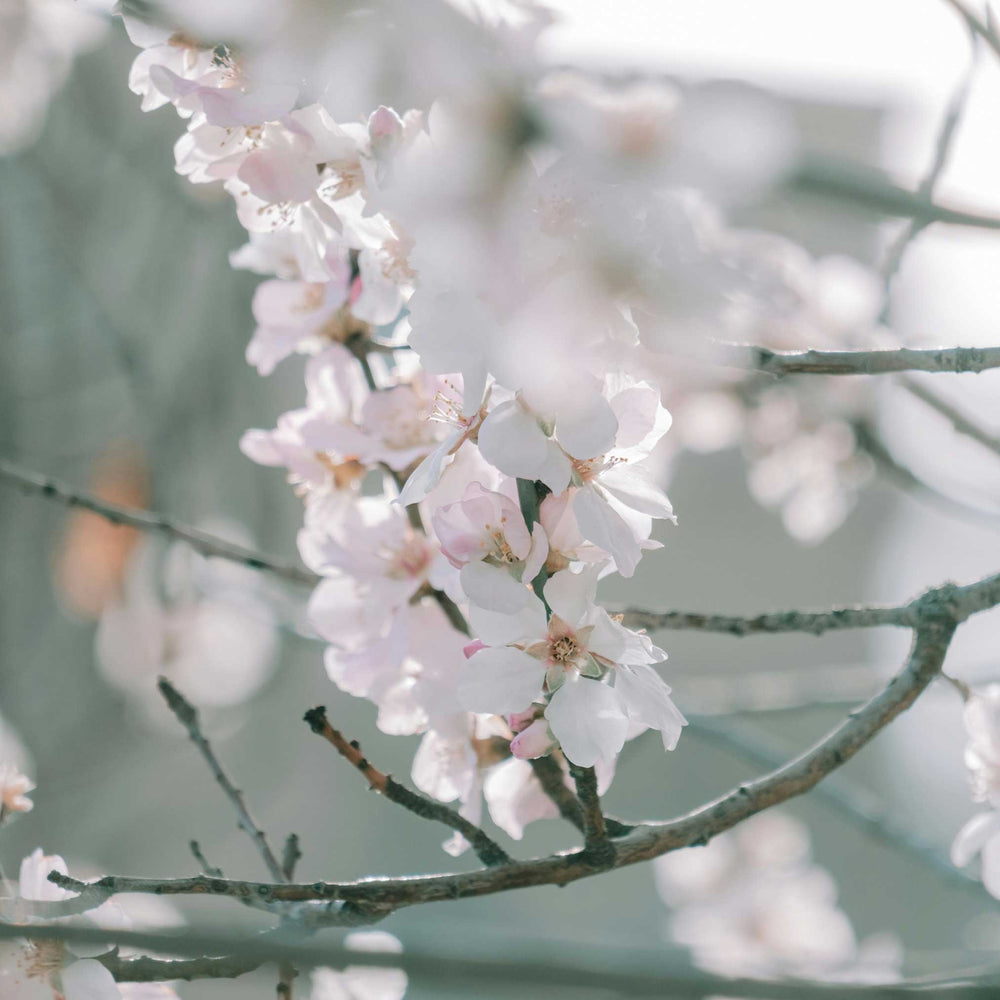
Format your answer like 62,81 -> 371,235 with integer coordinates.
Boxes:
734,343 -> 1000,377
303,707 -> 510,867
46,604 -> 964,914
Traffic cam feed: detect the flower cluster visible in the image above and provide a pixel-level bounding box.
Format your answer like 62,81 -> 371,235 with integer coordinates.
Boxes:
655,811 -> 902,983
116,0 -> 890,849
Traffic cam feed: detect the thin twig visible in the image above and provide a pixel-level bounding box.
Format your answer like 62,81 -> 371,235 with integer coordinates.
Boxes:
159,678 -> 286,882
303,706 -> 510,867
528,755 -> 633,838
0,457 -> 318,586
899,375 -> 1000,462
567,764 -> 613,865
941,0 -> 1000,63
190,840 -> 224,878
282,834 -> 303,882
622,566 -> 1000,636
789,153 -> 1000,232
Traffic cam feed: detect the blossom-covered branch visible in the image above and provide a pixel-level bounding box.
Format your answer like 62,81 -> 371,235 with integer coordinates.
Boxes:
42,592 -> 967,917
0,457 -> 317,585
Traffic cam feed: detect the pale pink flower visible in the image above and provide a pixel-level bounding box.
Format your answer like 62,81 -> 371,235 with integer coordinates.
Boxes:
0,763 -> 34,818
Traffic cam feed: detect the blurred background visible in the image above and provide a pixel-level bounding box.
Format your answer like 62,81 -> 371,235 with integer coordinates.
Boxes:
2,0 -> 1000,996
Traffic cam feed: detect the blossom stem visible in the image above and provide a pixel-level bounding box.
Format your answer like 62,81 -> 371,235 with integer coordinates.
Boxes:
567,763 -> 613,865
303,706 -> 510,867
159,678 -> 288,883
515,477 -> 551,610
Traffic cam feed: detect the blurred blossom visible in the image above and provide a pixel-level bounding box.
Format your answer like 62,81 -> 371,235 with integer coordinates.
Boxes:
0,763 -> 35,820
54,443 -> 149,621
310,930 -> 407,1000
0,0 -> 109,156
95,524 -> 279,722
654,812 -> 902,984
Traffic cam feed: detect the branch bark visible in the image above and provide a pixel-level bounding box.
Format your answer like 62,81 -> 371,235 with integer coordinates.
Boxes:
303,707 -> 510,867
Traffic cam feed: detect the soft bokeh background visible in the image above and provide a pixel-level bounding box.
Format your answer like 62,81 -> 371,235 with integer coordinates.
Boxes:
2,1 -> 1000,995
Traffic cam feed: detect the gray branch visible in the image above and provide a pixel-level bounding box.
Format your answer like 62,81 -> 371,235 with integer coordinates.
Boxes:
735,343 -> 1000,377
43,580 -> 976,916
159,678 -> 287,883
0,457 -> 318,586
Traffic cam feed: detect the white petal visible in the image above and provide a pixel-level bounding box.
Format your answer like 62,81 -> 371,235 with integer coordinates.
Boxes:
468,595 -> 548,647
599,465 -> 675,520
951,810 -> 1000,867
522,522 -> 549,585
556,388 -> 618,460
458,646 -> 544,715
545,678 -> 628,768
460,561 -> 534,614
572,487 -> 642,578
478,401 -> 549,480
543,567 -> 598,627
615,664 -> 687,750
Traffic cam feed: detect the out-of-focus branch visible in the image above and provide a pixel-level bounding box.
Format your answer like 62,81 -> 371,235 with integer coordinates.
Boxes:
159,678 -> 287,883
899,376 -> 1000,462
789,154 -> 1000,231
854,421 -> 1000,527
941,0 -> 1000,62
303,706 -> 510,867
733,343 -> 1000,377
282,834 -> 303,882
14,919 -> 1000,998
0,457 -> 319,586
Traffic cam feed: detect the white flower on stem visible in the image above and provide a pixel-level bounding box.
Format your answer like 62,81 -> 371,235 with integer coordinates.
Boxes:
432,481 -> 547,614
0,763 -> 34,820
300,368 -> 456,475
477,377 -> 674,577
459,566 -> 684,767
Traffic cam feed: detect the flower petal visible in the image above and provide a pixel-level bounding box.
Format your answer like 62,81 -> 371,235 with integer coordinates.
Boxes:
545,677 -> 628,767
458,646 -> 544,715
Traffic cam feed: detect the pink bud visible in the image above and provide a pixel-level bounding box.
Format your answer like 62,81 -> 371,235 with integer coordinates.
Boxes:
507,708 -> 536,733
510,719 -> 555,759
349,275 -> 364,306
463,639 -> 487,660
368,105 -> 403,140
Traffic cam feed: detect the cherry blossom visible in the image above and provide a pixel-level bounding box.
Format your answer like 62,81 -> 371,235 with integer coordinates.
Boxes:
0,763 -> 34,819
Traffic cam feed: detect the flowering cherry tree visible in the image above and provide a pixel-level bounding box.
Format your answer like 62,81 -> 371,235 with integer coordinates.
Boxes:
6,0 -> 1000,997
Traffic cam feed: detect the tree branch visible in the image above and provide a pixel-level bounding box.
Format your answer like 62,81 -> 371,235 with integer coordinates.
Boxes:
0,457 -> 318,586
303,706 -> 510,867
789,154 -> 1000,232
48,598 -> 966,914
621,566 -> 1000,637
159,678 -> 287,883
734,343 -> 1000,377
10,909 -> 1000,997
